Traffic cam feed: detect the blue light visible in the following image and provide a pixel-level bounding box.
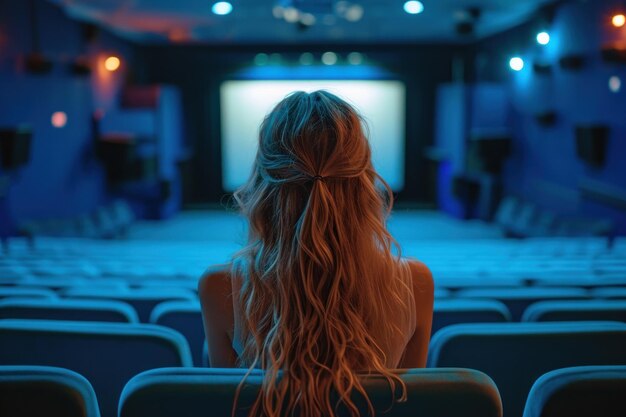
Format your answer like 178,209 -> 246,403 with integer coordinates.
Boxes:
536,31 -> 550,45
404,1 -> 424,15
509,57 -> 524,71
212,2 -> 232,16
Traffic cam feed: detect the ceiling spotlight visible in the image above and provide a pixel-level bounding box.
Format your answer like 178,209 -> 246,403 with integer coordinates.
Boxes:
347,52 -> 363,65
254,53 -> 269,66
321,52 -> 338,65
509,57 -> 524,71
612,14 -> 625,28
212,2 -> 232,16
536,31 -> 550,45
345,5 -> 364,22
404,1 -> 424,15
104,56 -> 120,71
299,52 -> 314,65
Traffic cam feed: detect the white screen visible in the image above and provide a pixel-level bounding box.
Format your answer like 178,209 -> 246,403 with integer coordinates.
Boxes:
220,80 -> 405,191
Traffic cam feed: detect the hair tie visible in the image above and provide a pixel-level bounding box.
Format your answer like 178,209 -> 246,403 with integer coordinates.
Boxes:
312,175 -> 325,182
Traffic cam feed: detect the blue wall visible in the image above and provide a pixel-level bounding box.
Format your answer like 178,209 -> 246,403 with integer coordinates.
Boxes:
476,0 -> 626,234
0,0 -> 134,230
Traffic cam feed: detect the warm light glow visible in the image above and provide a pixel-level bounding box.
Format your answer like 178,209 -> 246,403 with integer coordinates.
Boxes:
609,76 -> 622,93
509,57 -> 524,71
404,1 -> 424,15
536,31 -> 550,45
51,111 -> 67,128
104,56 -> 121,72
613,14 -> 625,28
212,2 -> 233,16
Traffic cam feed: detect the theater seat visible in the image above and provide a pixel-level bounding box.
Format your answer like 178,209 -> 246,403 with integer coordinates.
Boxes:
432,299 -> 511,335
0,287 -> 57,300
0,319 -> 192,417
0,298 -> 139,323
118,367 -> 503,417
149,300 -> 203,366
523,366 -> 626,417
62,288 -> 197,322
428,322 -> 626,417
454,287 -> 589,320
0,365 -> 100,417
522,300 -> 626,323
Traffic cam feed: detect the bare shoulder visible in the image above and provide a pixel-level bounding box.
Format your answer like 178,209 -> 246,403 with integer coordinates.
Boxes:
405,259 -> 434,297
198,264 -> 232,302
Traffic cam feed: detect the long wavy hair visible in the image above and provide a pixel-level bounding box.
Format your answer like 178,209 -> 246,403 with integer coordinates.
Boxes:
231,90 -> 414,417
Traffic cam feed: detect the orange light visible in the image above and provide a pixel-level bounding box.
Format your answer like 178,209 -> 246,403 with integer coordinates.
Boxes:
613,14 -> 626,28
104,56 -> 121,71
51,111 -> 67,128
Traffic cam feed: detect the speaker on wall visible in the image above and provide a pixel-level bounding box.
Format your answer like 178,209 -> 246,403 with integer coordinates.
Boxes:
559,54 -> 586,70
535,111 -> 557,127
0,127 -> 32,170
601,44 -> 626,64
575,125 -> 609,168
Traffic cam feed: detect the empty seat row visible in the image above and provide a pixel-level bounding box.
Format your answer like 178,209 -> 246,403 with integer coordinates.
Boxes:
4,365 -> 626,417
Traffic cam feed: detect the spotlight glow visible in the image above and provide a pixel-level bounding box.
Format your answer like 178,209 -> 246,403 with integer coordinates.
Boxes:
212,2 -> 232,16
347,52 -> 363,65
536,31 -> 550,45
509,57 -> 524,71
51,112 -> 67,128
609,76 -> 621,93
404,1 -> 424,15
299,52 -> 314,65
613,14 -> 625,27
104,56 -> 120,71
321,52 -> 338,65
253,53 -> 268,66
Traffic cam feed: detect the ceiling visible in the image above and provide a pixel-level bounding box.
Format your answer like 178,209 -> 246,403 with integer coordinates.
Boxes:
48,0 -> 560,45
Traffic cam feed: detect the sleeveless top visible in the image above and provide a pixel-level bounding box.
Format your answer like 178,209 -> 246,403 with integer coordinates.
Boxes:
229,261 -> 417,368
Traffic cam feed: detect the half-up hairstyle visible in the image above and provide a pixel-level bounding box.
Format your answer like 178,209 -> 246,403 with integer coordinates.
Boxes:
231,90 -> 414,417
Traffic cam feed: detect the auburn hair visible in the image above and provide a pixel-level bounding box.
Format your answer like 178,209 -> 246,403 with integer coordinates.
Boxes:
230,90 -> 414,417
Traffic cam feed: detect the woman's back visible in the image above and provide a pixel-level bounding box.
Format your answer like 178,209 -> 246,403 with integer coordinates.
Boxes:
199,90 -> 434,417
199,258 -> 433,369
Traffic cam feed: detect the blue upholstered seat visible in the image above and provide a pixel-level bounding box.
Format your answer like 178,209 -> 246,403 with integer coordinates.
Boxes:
432,299 -> 511,335
0,365 -> 100,417
522,300 -> 626,323
0,319 -> 192,417
523,366 -> 626,417
119,367 -> 503,417
149,300 -> 204,366
428,321 -> 626,417
0,287 -> 57,300
62,287 -> 197,322
0,298 -> 139,323
454,287 -> 589,320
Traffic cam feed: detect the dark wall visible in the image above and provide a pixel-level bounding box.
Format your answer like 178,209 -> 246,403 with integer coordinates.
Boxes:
136,44 -> 461,205
0,0 -> 135,225
472,0 -> 626,233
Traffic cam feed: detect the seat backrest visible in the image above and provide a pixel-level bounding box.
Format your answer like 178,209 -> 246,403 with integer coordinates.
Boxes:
433,299 -> 511,335
523,366 -> 626,417
62,288 -> 197,322
454,287 -> 589,320
0,298 -> 139,323
119,367 -> 503,417
149,300 -> 203,366
0,287 -> 57,300
0,319 -> 192,417
0,365 -> 100,417
591,287 -> 626,299
428,321 -> 626,417
522,300 -> 626,323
